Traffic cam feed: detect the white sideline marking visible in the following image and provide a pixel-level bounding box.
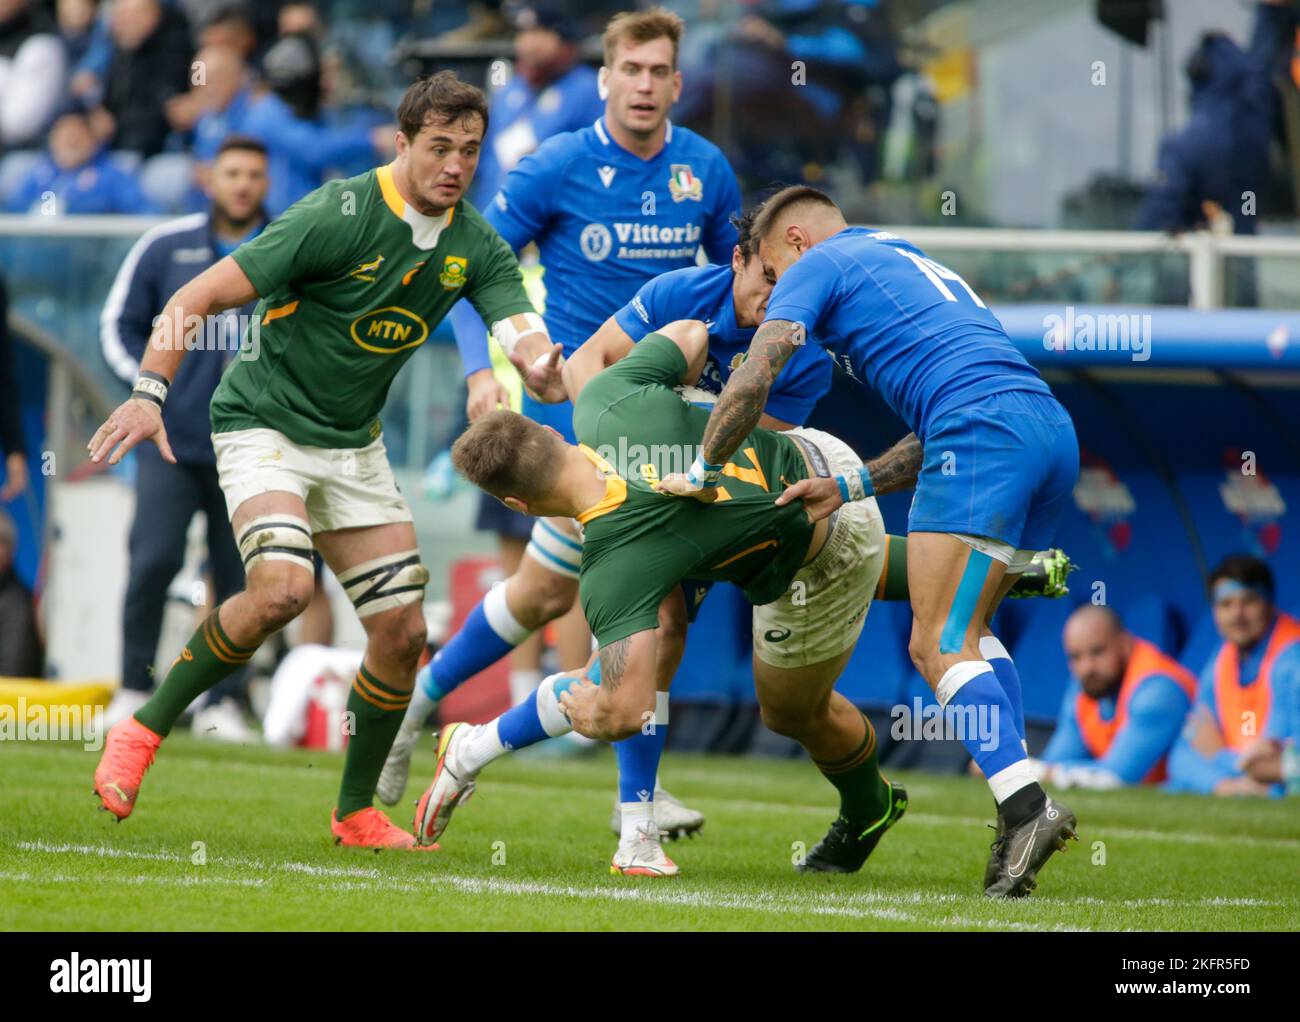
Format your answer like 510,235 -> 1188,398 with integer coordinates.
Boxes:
172,760 -> 1299,851
14,842 -> 1296,927
12,841 -> 1089,931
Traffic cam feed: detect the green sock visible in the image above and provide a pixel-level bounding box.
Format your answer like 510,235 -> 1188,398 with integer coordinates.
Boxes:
134,609 -> 256,737
814,714 -> 891,831
337,664 -> 410,817
877,534 -> 910,601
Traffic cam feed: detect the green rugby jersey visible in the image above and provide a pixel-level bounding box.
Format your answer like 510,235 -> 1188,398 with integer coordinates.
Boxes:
572,333 -> 814,647
211,163 -> 535,448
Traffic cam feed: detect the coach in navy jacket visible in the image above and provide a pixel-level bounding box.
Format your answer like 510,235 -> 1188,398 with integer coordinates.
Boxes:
99,136 -> 269,726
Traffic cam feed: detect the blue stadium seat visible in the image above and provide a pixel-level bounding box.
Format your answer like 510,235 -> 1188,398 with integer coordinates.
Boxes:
0,150 -> 41,207
1123,592 -> 1179,654
138,153 -> 197,214
836,600 -> 911,709
1180,607 -> 1221,679
1009,598 -> 1074,723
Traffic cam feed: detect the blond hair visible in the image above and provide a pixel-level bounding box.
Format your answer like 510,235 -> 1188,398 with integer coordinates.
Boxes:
451,411 -> 566,504
602,7 -> 685,69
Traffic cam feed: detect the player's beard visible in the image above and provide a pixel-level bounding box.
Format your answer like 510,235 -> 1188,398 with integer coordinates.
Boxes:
211,198 -> 266,236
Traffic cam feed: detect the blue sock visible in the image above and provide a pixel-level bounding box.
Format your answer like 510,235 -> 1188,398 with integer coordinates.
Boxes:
497,688 -> 550,749
500,657 -> 603,750
937,662 -> 1025,779
428,585 -> 531,699
615,723 -> 667,803
980,636 -> 1025,746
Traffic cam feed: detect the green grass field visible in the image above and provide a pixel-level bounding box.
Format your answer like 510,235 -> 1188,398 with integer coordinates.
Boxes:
5,734 -> 1298,931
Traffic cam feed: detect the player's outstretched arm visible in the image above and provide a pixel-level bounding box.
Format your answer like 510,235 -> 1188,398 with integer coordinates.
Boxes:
558,629 -> 658,743
88,256 -> 259,466
492,312 -> 567,404
865,432 -> 922,495
657,319 -> 802,499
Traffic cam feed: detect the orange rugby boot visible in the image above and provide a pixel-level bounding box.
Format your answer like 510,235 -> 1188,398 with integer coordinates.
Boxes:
331,807 -> 440,851
93,717 -> 164,821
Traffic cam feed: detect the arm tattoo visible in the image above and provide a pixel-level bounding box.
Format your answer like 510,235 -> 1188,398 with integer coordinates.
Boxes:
598,637 -> 631,693
700,319 -> 802,467
865,432 -> 923,496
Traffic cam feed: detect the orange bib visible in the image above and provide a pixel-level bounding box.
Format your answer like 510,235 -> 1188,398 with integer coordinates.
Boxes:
1212,612 -> 1300,752
1076,638 -> 1197,784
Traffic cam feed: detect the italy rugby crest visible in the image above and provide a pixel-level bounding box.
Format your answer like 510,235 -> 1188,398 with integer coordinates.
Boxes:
668,164 -> 703,203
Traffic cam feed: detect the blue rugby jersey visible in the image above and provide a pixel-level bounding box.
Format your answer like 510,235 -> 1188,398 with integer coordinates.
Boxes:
763,226 -> 1051,439
614,262 -> 830,426
454,117 -> 741,373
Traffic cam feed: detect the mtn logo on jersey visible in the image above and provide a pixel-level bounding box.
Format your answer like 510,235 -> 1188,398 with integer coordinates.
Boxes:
350,306 -> 430,354
439,256 -> 468,290
668,164 -> 703,203
349,254 -> 385,282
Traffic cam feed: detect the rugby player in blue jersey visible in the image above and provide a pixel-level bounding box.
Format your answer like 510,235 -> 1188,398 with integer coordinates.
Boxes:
660,186 -> 1081,897
381,9 -> 743,856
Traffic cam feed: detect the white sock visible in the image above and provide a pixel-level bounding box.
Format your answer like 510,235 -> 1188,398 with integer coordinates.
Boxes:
458,720 -> 508,775
484,583 -> 531,644
508,667 -> 543,705
987,759 -> 1039,804
620,800 -> 655,844
399,682 -> 438,737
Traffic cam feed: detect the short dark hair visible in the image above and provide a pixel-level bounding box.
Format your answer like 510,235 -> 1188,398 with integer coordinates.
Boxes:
215,134 -> 267,159
451,410 -> 565,504
730,200 -> 765,263
396,71 -> 489,142
205,2 -> 254,30
751,184 -> 840,244
1208,554 -> 1275,601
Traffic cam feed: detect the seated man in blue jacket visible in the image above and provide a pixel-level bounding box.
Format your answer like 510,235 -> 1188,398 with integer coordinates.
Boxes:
6,105 -> 154,215
99,135 -> 269,737
1034,605 -> 1195,790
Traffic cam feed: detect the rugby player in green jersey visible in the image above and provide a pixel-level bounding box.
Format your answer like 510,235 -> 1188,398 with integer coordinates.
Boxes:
87,72 -> 566,849
415,319 -> 917,875
414,319 -> 1071,875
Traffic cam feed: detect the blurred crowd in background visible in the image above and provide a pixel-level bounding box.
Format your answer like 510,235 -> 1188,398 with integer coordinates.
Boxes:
1,0 -> 1295,232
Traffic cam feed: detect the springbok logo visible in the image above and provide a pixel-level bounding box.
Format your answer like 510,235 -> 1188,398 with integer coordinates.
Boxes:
349,254 -> 385,282
350,307 -> 429,354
